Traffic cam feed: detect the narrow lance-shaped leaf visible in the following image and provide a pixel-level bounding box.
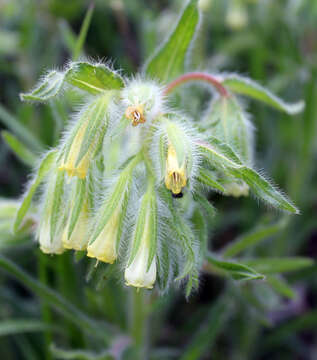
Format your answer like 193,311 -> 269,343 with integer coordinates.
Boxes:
2,131 -> 37,167
50,344 -> 113,360
221,74 -> 305,115
243,257 -> 314,274
181,296 -> 229,360
0,255 -> 114,341
145,0 -> 200,82
73,3 -> 94,61
14,151 -> 57,233
206,253 -> 265,281
229,167 -> 299,214
0,103 -> 44,152
197,168 -> 225,193
266,275 -> 295,300
223,220 -> 286,258
197,138 -> 299,213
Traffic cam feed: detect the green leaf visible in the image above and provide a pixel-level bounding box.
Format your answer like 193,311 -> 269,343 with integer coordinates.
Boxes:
223,220 -> 286,258
206,253 -> 265,281
0,103 -> 44,152
0,319 -> 62,337
229,167 -> 299,214
266,275 -> 295,299
180,297 -> 229,360
197,168 -> 225,192
243,257 -> 314,274
2,131 -> 36,167
204,96 -> 254,164
73,4 -> 94,61
221,74 -> 305,115
20,70 -> 65,102
20,62 -> 124,102
0,255 -> 114,341
197,137 -> 243,169
65,62 -> 124,94
14,151 -> 57,233
197,138 -> 299,213
145,0 -> 200,83
50,344 -> 113,360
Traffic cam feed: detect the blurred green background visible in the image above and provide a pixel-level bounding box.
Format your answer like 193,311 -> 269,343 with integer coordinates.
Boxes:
0,0 -> 316,359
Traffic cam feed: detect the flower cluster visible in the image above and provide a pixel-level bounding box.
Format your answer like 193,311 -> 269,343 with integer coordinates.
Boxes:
16,60 -> 299,295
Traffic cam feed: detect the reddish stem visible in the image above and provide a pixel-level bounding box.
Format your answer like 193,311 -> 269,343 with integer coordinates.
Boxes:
163,72 -> 229,97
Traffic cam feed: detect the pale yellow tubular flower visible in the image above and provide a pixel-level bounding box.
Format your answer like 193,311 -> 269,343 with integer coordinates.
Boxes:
38,219 -> 64,255
62,201 -> 89,251
59,121 -> 91,179
86,206 -> 121,264
164,144 -> 187,194
124,214 -> 156,289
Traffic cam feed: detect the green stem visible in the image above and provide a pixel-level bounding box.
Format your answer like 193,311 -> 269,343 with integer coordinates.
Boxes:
130,288 -> 148,359
37,252 -> 53,360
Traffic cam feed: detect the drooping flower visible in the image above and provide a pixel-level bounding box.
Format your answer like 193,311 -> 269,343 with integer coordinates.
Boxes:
87,206 -> 121,264
62,201 -> 90,251
59,121 -> 91,179
59,93 -> 112,179
125,189 -> 157,289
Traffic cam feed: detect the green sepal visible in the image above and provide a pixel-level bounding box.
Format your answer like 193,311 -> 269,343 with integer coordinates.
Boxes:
50,170 -> 66,242
89,158 -> 139,244
14,151 -> 57,233
67,178 -> 87,240
165,121 -> 188,166
74,93 -> 112,167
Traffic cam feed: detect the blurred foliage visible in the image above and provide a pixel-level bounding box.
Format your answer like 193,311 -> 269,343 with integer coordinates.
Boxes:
0,0 -> 316,359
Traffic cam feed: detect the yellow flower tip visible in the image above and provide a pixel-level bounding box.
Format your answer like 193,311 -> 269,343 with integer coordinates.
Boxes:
86,249 -> 116,264
125,104 -> 146,126
164,145 -> 187,194
125,281 -> 154,290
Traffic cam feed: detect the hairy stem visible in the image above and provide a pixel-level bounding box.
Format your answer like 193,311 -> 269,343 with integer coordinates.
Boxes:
164,72 -> 229,97
130,288 -> 148,359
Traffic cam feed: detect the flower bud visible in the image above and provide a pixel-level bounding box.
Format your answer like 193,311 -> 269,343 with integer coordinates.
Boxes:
125,188 -> 157,289
86,158 -> 137,263
125,242 -> 156,289
62,201 -> 90,251
37,170 -> 65,255
87,206 -> 121,263
59,93 -> 112,179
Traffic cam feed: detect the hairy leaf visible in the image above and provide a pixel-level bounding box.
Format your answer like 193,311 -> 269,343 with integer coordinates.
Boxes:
222,74 -> 304,114
145,0 -> 200,83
